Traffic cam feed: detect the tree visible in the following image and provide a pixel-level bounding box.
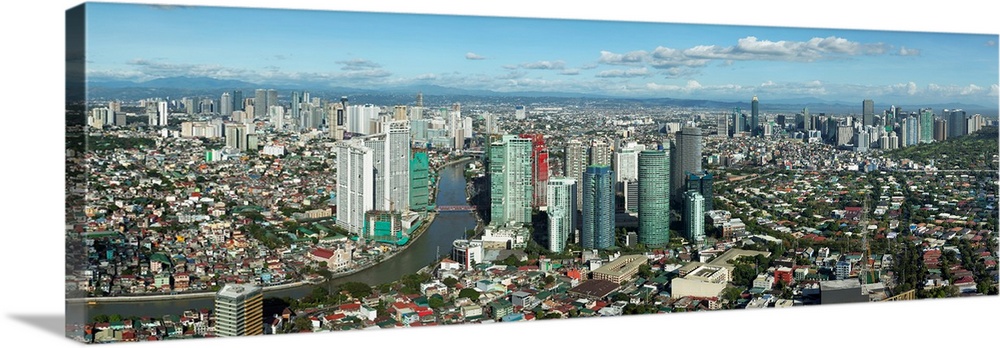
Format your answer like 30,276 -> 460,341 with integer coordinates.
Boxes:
92,314 -> 110,323
458,288 -> 481,301
442,277 -> 459,288
428,295 -> 445,309
722,286 -> 744,308
637,263 -> 653,279
339,282 -> 372,299
292,316 -> 313,332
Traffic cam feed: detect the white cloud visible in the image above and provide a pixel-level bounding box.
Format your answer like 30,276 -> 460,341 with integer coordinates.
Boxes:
336,58 -> 381,71
465,52 -> 486,60
558,69 -> 580,76
895,46 -> 921,56
990,84 -> 999,97
987,40 -> 997,47
598,50 -> 648,65
596,68 -> 650,78
520,60 -> 566,70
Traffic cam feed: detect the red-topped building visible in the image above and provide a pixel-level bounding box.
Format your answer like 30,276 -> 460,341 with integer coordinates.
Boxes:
520,133 -> 549,208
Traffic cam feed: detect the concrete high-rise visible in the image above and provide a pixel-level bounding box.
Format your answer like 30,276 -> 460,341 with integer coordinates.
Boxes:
266,89 -> 278,113
489,135 -> 533,226
731,107 -> 742,136
253,89 -> 267,119
582,166 -> 614,250
564,140 -> 587,211
671,127 -> 702,206
685,171 -> 714,212
717,113 -> 729,138
220,92 -> 233,117
637,150 -> 670,247
684,191 -> 705,245
385,120 -> 412,211
546,177 -> 577,253
863,99 -> 875,127
336,140 -> 375,235
751,96 -> 760,136
590,140 -> 612,167
520,134 -> 549,208
214,284 -> 263,337
157,101 -> 168,126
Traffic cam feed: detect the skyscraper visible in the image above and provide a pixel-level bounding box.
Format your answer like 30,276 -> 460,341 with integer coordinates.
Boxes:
232,90 -> 243,111
590,140 -> 612,167
684,191 -> 705,245
582,166 -> 614,250
863,99 -> 875,127
220,92 -> 233,117
489,135 -> 533,226
920,109 -> 934,143
731,107 -> 742,136
214,284 -> 263,337
717,113 -> 729,138
410,150 -> 429,214
266,89 -> 278,113
671,127 -> 702,206
291,91 -> 300,129
157,101 -> 168,126
751,96 -> 759,136
253,89 -> 267,119
385,120 -> 412,211
686,171 -> 714,212
336,140 -> 375,235
564,140 -> 586,211
520,134 -> 550,208
515,105 -> 526,120
637,150 -> 670,247
546,177 -> 577,253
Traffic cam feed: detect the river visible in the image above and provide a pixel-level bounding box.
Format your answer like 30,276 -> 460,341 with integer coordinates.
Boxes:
66,159 -> 477,323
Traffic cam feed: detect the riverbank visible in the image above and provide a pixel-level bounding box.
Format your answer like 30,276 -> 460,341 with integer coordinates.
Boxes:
68,160 -> 465,305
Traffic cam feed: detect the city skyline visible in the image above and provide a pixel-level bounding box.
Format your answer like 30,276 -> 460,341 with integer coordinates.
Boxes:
83,3 -> 998,106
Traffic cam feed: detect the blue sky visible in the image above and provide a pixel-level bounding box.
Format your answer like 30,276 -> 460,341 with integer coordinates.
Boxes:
85,3 -> 999,105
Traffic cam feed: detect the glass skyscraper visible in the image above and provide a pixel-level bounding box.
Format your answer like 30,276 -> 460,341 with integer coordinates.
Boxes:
684,191 -> 705,245
489,135 -> 533,226
637,150 -> 670,247
546,177 -> 577,253
582,166 -> 614,250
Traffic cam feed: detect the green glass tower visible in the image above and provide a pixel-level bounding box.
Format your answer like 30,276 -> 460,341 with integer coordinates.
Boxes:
685,191 -> 705,245
582,166 -> 614,250
638,150 -> 670,247
409,150 -> 429,214
489,135 -> 533,226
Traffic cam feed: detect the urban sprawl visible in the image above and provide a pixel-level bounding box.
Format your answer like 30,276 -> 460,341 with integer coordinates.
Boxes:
67,89 -> 999,343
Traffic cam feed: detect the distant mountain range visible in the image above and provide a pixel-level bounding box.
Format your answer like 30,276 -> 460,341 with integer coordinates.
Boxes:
83,77 -> 998,116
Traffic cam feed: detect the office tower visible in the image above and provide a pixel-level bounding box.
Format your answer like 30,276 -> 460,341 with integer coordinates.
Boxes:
590,140 -> 612,167
546,177 -> 577,253
394,105 -> 407,121
920,109 -> 934,143
385,120 -> 411,211
934,118 -> 948,142
863,99 -> 875,127
415,92 -> 423,107
637,150 -> 670,247
564,140 -> 586,210
253,89 -> 267,119
269,105 -> 284,131
291,91 -> 300,128
114,108 -> 126,126
266,89 -> 278,112
232,90 -> 243,111
717,113 -> 729,138
731,107 -> 742,136
483,112 -> 495,136
671,127 -> 702,205
214,284 -> 263,337
410,150 -> 429,214
520,134 -> 549,208
623,180 -> 640,213
220,92 -> 233,117
614,142 -> 645,184
685,171 -> 714,212
684,191 -> 705,245
156,101 -> 168,126
751,96 -> 760,136
906,115 -> 919,146
329,102 -> 345,140
489,135 -> 533,226
946,109 -> 968,138
336,140 -> 375,235
582,166 -> 614,250
515,105 -> 526,120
